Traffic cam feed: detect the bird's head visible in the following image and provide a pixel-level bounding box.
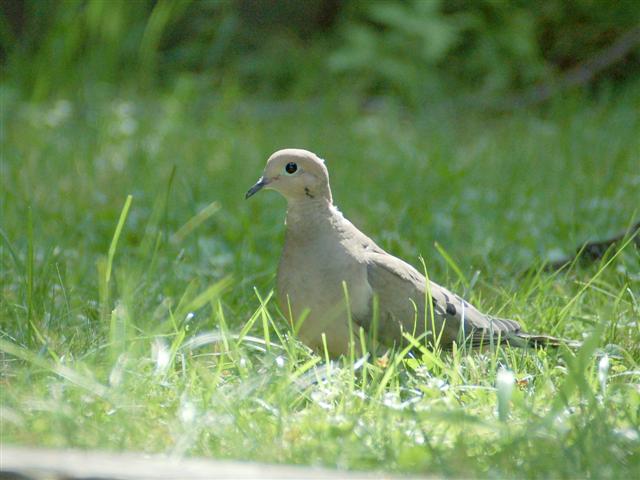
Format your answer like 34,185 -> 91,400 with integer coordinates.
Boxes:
245,149 -> 332,203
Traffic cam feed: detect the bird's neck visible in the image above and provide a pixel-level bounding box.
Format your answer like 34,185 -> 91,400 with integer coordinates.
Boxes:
285,198 -> 341,236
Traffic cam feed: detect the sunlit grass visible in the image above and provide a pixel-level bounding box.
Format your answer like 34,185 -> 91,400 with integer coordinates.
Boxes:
1,81 -> 639,477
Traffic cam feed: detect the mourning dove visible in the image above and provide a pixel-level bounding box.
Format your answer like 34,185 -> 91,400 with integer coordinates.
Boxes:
246,149 -> 566,357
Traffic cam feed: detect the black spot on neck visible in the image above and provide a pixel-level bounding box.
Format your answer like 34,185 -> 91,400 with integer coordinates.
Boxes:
446,302 -> 457,316
304,187 -> 315,199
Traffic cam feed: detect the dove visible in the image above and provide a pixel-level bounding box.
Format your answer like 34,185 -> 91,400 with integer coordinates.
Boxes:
246,148 -> 567,357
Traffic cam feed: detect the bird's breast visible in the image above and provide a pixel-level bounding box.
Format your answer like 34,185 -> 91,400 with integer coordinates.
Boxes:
276,236 -> 371,330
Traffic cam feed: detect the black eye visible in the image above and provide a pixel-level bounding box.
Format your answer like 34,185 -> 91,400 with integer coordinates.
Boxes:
285,162 -> 297,174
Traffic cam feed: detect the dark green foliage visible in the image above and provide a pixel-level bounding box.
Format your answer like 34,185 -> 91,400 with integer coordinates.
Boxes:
331,0 -> 640,101
2,0 -> 639,102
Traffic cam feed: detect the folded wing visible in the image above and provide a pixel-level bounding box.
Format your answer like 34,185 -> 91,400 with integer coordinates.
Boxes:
362,251 -> 523,349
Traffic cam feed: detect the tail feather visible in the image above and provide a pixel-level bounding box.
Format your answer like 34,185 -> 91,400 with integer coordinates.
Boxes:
511,332 -> 581,349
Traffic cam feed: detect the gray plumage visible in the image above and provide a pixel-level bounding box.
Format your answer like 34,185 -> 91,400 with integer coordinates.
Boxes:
246,149 -> 568,357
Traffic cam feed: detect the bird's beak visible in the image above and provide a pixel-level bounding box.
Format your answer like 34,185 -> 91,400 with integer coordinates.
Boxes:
245,176 -> 268,199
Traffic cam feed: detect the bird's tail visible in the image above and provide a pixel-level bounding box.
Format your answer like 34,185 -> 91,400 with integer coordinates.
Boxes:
511,332 -> 581,349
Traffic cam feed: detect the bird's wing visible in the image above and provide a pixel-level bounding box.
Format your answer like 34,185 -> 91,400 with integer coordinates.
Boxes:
362,250 -> 522,349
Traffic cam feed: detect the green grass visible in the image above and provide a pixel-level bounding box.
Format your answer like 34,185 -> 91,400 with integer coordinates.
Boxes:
1,80 -> 639,478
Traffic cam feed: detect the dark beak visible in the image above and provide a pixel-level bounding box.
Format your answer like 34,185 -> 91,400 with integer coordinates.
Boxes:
245,177 -> 268,199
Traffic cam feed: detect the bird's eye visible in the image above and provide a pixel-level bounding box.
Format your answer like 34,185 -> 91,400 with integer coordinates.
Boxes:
285,162 -> 297,174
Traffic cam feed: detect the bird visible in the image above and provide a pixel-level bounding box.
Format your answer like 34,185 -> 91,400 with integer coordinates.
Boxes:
246,148 -> 570,357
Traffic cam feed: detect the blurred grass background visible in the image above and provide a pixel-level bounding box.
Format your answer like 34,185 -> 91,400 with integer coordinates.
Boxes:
1,1 -> 640,477
3,0 -> 640,102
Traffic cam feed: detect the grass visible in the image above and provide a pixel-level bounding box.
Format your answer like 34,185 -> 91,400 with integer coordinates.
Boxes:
1,79 -> 639,478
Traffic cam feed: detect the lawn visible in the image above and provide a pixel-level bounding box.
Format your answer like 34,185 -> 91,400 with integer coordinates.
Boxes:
1,80 -> 639,478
